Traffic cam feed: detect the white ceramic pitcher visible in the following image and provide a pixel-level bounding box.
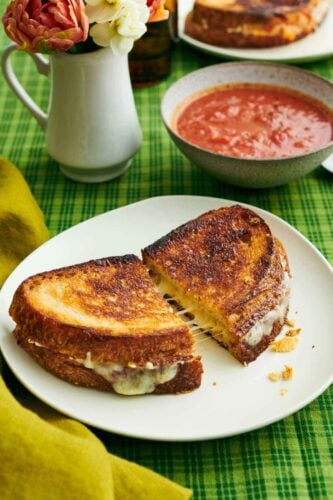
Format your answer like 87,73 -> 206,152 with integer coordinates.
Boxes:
1,44 -> 142,183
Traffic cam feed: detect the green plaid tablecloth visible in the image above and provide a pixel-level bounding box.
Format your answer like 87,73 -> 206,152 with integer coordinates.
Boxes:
1,15 -> 333,499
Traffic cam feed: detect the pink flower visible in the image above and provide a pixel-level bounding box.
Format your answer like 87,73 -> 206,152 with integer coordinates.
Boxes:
3,0 -> 89,52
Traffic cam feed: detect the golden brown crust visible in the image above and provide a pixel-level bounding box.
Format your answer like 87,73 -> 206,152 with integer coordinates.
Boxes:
17,337 -> 203,395
184,0 -> 329,48
10,255 -> 188,334
143,205 -> 290,364
143,206 -> 274,294
10,256 -> 195,366
13,325 -> 194,367
143,206 -> 283,330
228,236 -> 287,336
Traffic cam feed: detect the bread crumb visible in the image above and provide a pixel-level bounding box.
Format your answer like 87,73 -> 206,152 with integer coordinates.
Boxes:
212,381 -> 218,386
282,365 -> 294,380
271,336 -> 299,353
285,319 -> 295,327
286,328 -> 301,337
280,388 -> 288,396
268,372 -> 280,382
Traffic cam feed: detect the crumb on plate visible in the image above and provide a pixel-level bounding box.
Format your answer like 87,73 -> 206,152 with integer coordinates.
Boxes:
280,388 -> 288,396
282,365 -> 294,380
268,372 -> 280,382
285,319 -> 295,327
271,336 -> 299,353
212,381 -> 218,386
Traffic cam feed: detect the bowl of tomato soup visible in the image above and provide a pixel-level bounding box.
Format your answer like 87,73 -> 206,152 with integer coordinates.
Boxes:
161,62 -> 333,188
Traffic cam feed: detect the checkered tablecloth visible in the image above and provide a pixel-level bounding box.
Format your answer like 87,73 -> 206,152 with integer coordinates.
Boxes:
1,14 -> 332,498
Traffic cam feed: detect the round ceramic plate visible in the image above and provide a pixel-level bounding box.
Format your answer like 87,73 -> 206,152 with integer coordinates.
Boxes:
178,0 -> 333,63
0,196 -> 332,441
322,153 -> 333,173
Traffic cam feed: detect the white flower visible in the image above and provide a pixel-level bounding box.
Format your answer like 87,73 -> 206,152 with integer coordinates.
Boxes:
86,0 -> 148,24
86,0 -> 121,24
90,0 -> 149,54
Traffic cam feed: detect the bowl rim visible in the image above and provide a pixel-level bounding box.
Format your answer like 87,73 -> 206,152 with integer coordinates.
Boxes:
161,61 -> 333,163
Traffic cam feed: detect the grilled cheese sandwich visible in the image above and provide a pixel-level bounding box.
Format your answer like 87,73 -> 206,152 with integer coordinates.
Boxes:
143,205 -> 290,364
10,255 -> 203,395
185,0 -> 330,48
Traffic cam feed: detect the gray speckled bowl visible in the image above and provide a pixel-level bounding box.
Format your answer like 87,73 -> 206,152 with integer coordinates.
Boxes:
161,62 -> 333,188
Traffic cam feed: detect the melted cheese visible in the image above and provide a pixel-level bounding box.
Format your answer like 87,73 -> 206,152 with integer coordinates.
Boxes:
26,340 -> 180,395
27,339 -> 44,347
80,352 -> 179,395
156,275 -> 230,345
245,273 -> 290,346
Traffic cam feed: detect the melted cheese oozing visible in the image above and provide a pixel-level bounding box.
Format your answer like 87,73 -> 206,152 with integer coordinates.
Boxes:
80,352 -> 179,395
154,274 -> 230,342
245,273 -> 290,346
26,340 -> 180,395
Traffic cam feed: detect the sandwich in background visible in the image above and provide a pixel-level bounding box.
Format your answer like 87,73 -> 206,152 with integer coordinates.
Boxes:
142,205 -> 290,365
10,255 -> 203,396
185,0 -> 330,48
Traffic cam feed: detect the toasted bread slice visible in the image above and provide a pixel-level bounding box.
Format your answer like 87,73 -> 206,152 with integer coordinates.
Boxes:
185,0 -> 330,48
15,335 -> 203,395
10,255 -> 202,395
142,206 -> 290,364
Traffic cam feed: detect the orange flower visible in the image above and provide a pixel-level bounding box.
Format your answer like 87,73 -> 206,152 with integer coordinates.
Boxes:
3,0 -> 89,52
146,0 -> 169,23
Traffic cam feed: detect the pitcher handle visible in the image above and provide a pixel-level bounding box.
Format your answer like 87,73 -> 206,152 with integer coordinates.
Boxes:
1,43 -> 49,130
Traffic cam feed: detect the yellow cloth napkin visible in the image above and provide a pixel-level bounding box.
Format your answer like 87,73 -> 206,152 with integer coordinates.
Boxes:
0,157 -> 49,286
0,368 -> 191,500
0,159 -> 192,500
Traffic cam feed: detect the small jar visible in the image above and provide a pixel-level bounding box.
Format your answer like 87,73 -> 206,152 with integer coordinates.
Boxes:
129,1 -> 177,87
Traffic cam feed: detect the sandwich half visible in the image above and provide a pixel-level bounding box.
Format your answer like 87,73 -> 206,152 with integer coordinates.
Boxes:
185,0 -> 330,48
142,205 -> 290,364
10,255 -> 202,395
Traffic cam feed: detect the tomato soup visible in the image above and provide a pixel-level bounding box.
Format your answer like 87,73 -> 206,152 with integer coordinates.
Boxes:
174,85 -> 333,159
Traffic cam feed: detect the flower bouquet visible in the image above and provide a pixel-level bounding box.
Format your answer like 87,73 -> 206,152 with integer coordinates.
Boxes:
2,0 -> 169,55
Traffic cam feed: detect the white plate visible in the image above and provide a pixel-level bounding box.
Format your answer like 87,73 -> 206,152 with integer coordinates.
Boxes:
0,196 -> 332,442
322,153 -> 333,173
179,0 -> 333,63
